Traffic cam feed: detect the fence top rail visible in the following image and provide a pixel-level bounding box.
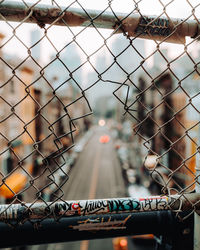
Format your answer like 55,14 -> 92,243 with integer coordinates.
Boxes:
0,1 -> 200,44
0,194 -> 199,222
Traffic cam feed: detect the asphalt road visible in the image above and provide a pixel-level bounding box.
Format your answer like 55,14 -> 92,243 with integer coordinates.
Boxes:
25,126 -> 156,250
28,126 -> 128,250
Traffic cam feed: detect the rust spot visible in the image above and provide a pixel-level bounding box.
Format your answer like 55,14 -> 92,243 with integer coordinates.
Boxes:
48,8 -> 61,18
30,7 -> 86,27
62,11 -> 86,26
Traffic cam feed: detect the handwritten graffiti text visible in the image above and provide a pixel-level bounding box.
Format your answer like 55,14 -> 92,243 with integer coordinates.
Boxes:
135,17 -> 171,37
108,198 -> 140,212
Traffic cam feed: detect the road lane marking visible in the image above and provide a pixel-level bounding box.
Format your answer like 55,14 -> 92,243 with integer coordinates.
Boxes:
80,240 -> 89,250
80,144 -> 102,250
88,147 -> 102,200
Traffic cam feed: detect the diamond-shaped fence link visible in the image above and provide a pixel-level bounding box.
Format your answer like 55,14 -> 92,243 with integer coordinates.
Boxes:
0,0 -> 200,243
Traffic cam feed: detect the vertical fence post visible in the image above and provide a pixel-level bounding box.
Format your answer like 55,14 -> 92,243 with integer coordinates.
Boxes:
194,171 -> 200,249
194,127 -> 200,250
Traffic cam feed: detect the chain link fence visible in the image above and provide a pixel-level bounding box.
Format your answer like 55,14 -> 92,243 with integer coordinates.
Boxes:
0,0 -> 200,245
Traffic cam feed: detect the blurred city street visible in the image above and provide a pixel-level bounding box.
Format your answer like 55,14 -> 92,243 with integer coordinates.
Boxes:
26,125 -> 155,250
0,1 -> 199,249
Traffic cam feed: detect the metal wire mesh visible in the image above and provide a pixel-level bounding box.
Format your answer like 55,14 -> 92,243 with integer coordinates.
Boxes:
0,0 -> 200,226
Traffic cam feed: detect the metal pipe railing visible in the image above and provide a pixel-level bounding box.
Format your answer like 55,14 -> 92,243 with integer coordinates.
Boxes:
0,1 -> 200,44
0,194 -> 199,222
0,210 -> 194,248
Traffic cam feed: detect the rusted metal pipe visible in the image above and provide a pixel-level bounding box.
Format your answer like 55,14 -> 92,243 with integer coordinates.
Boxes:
0,1 -> 200,44
0,1 -> 114,28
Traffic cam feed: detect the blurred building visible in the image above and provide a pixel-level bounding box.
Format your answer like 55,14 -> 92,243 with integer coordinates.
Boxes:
86,48 -> 116,110
30,29 -> 41,61
136,46 -> 200,190
0,32 -> 90,201
0,33 -> 36,153
87,35 -> 146,121
42,42 -> 90,155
